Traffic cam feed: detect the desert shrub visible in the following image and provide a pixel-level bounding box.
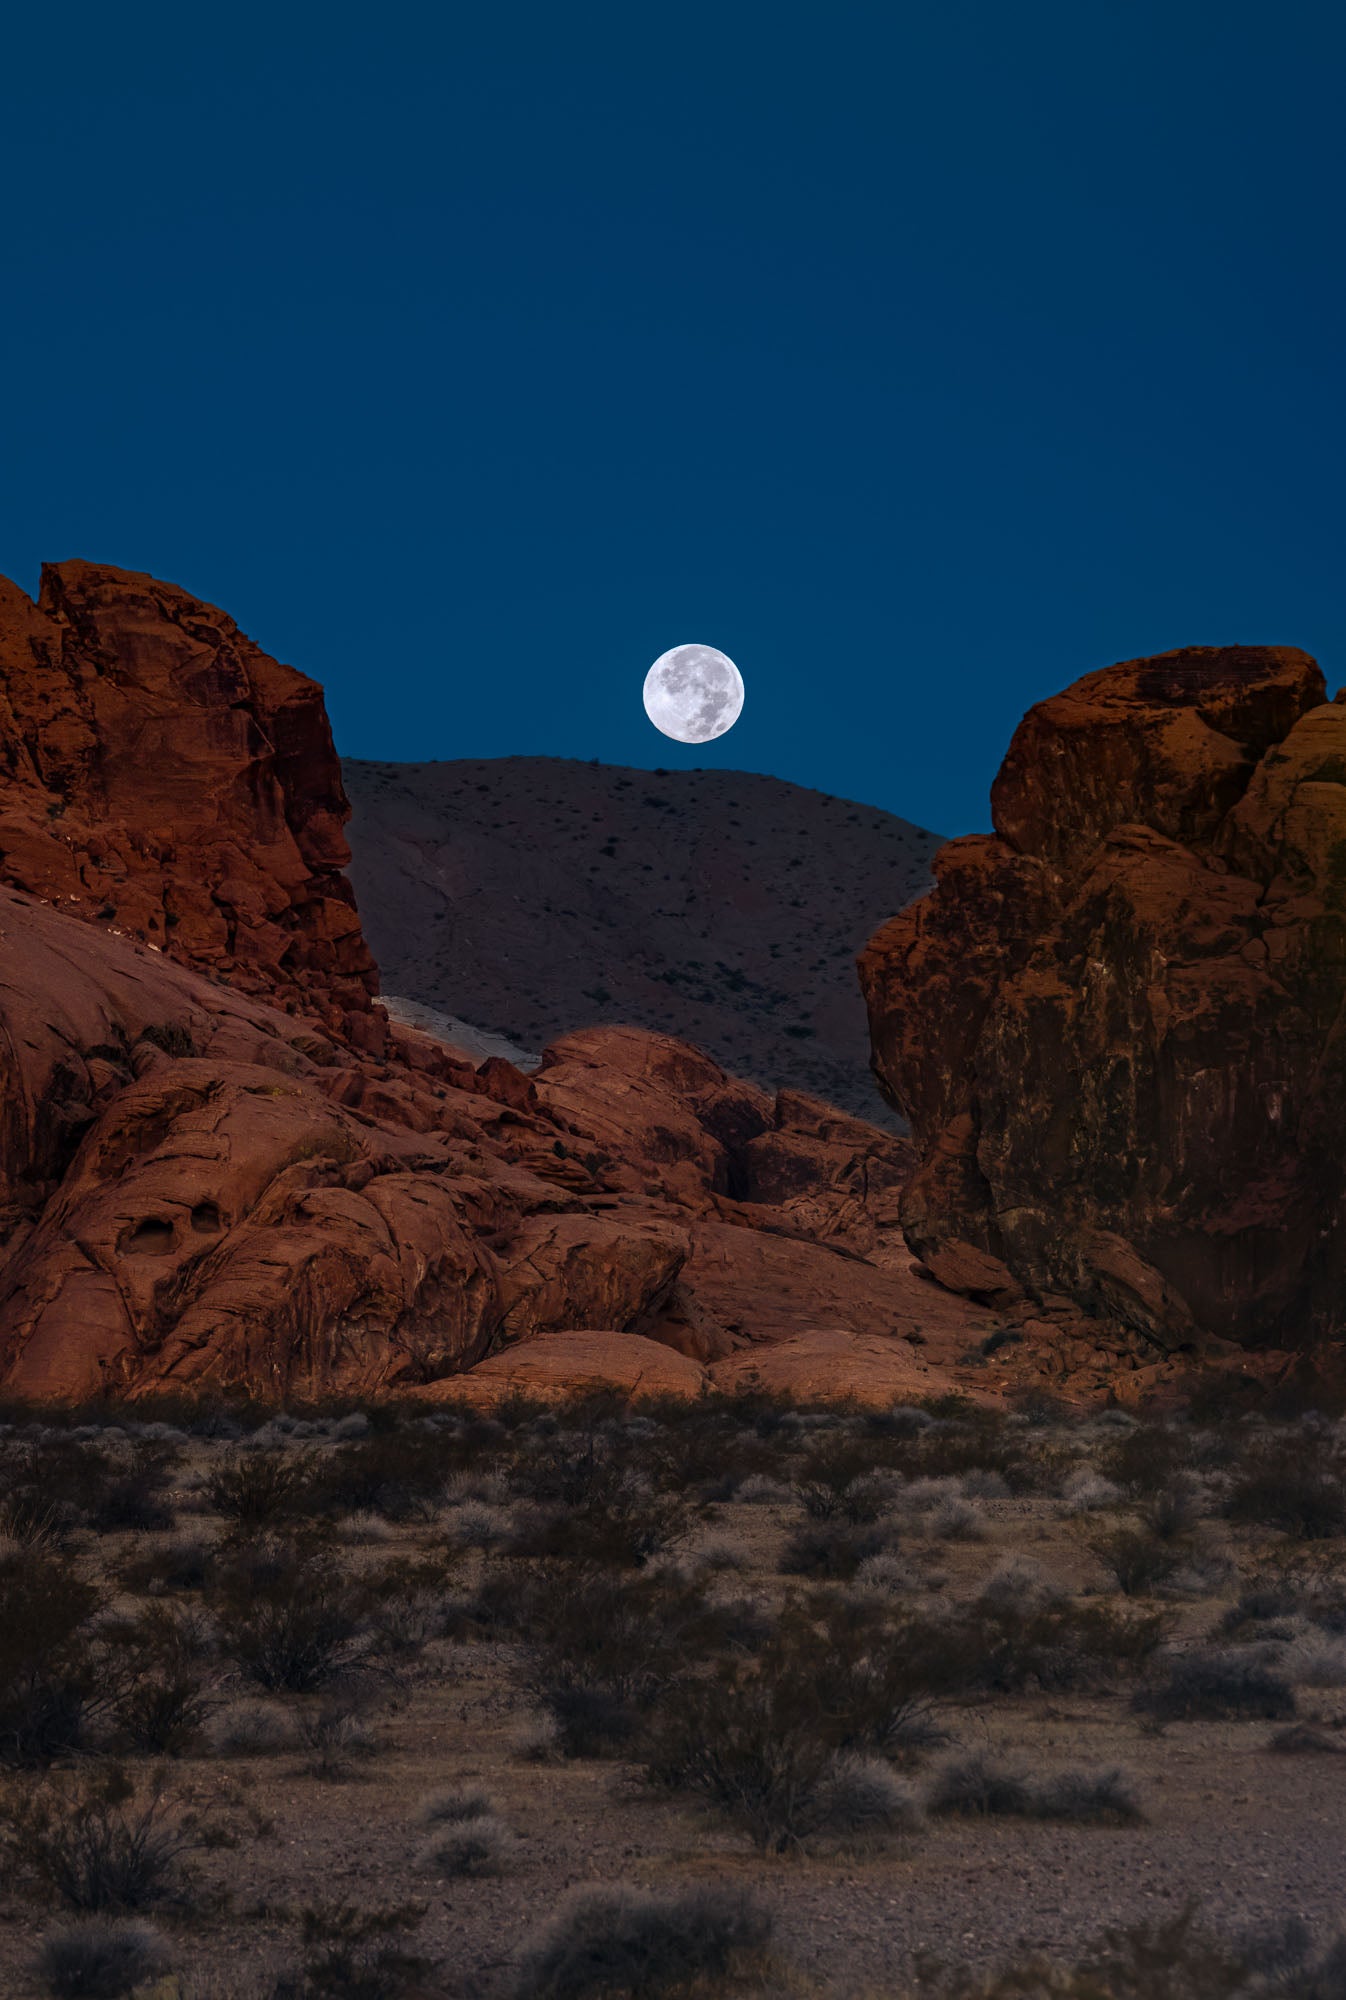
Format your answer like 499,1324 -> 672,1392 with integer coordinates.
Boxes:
852,1551 -> 925,1598
690,1535 -> 748,1574
205,1451 -> 320,1531
976,1557 -> 1068,1614
333,1511 -> 395,1546
209,1540 -> 367,1693
794,1594 -> 958,1755
806,1752 -> 923,1844
644,1597 -> 950,1849
644,1661 -> 830,1848
0,1485 -> 74,1549
506,1445 -> 688,1569
638,1404 -> 785,1500
1268,1723 -> 1343,1755
296,1701 -> 377,1780
1278,1629 -> 1346,1688
1030,1767 -> 1143,1824
87,1456 -> 176,1535
9,1439 -> 177,1540
929,1495 -> 987,1540
0,1548 -> 105,1767
36,1916 -> 171,1998
417,1786 -> 494,1825
898,1906 -> 1276,1998
779,1520 -> 892,1579
518,1563 -> 745,1758
735,1473 -> 792,1506
417,1813 -> 515,1876
206,1700 -> 299,1758
1142,1477 -> 1205,1541
105,1606 -> 215,1755
910,1408 -> 1067,1496
119,1535 -> 214,1596
444,1499 -> 514,1549
2,1768 -> 199,1912
952,1588 -> 1164,1693
513,1883 -> 771,2000
1218,1571 -> 1312,1637
1092,1526 -> 1184,1596
1226,1447 -> 1346,1541
309,1429 -> 452,1521
1062,1467 -> 1124,1513
1101,1423 -> 1193,1497
360,1554 -> 459,1657
927,1754 -> 1031,1817
1135,1648 -> 1297,1723
272,1902 -> 430,2000
792,1439 -> 888,1521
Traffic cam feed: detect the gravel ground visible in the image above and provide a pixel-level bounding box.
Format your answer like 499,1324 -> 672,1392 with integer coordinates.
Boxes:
0,1420 -> 1343,1996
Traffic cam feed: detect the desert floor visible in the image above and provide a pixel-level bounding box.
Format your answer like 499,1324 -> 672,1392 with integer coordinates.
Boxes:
0,1385 -> 1343,1998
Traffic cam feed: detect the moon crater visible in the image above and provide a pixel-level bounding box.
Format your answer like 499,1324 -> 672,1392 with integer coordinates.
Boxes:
642,644 -> 744,744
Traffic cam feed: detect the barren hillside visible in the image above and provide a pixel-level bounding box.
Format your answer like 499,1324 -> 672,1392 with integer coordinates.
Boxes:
343,756 -> 941,1119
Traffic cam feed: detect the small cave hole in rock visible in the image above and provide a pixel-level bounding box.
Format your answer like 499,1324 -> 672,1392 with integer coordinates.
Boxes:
122,1218 -> 176,1256
190,1201 -> 223,1235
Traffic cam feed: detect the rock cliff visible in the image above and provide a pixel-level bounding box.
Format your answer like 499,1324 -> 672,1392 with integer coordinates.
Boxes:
861,644 -> 1346,1358
0,562 -> 379,1041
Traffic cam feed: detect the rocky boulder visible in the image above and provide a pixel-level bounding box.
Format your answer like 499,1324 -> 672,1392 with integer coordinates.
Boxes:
861,643 -> 1346,1354
0,562 -> 379,1038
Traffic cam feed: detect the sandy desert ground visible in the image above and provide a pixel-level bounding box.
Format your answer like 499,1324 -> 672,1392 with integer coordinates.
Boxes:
1,1387 -> 1344,1999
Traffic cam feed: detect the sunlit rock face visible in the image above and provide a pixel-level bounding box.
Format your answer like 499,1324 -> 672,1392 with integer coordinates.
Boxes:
861,643 -> 1346,1353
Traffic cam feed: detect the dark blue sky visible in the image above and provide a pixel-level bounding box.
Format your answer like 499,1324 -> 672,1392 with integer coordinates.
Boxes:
2,2 -> 1342,835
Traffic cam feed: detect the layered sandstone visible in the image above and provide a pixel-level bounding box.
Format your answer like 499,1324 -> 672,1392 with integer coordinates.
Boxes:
861,644 -> 1346,1355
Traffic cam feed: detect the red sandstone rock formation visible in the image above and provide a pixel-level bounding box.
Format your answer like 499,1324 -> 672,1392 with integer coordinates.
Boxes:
0,878 -> 992,1399
0,561 -> 1002,1403
861,644 -> 1346,1359
0,562 -> 379,1041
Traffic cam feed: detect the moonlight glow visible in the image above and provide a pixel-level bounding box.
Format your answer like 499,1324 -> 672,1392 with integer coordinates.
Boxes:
642,644 -> 745,744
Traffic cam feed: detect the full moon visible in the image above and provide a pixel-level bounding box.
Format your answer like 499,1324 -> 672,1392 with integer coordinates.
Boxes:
642,644 -> 744,744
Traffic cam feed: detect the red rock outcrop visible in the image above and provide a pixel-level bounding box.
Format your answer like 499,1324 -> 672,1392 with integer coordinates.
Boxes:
0,878 -> 995,1400
861,643 -> 1346,1357
412,1330 -> 712,1406
0,560 -> 1008,1406
0,562 -> 379,1041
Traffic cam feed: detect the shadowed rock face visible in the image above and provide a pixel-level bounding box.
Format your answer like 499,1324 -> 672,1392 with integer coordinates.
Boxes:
861,643 -> 1346,1352
0,562 -> 380,1041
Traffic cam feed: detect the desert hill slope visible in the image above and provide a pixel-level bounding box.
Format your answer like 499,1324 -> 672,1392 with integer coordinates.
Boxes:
343,756 -> 941,1120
